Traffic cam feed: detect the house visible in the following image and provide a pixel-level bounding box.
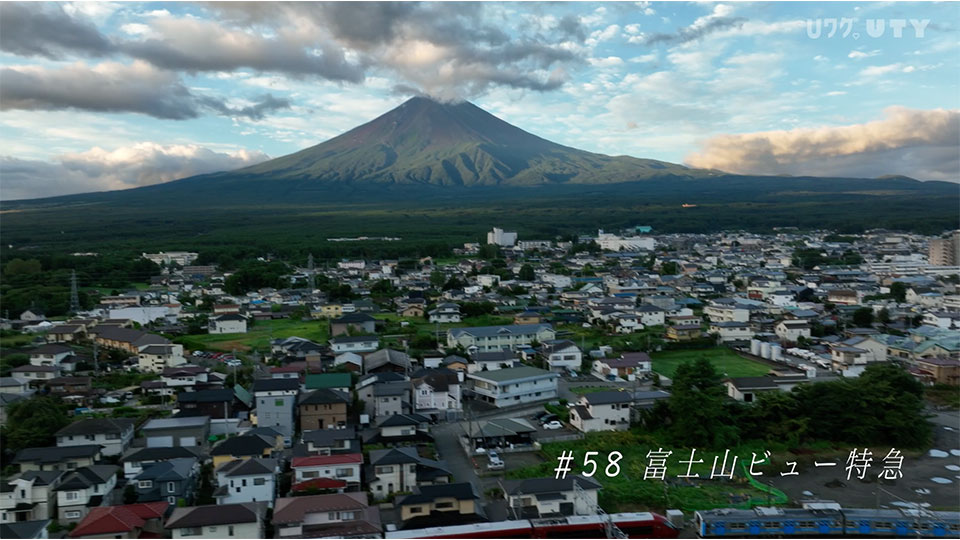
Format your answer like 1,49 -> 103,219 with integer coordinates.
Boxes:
411,368 -> 461,421
305,373 -> 352,393
330,313 -> 377,337
468,366 -> 559,407
911,357 -> 960,386
158,366 -> 220,393
776,320 -> 812,342
165,502 -> 266,539
514,311 -> 544,325
396,483 -> 486,529
94,327 -> 171,355
45,377 -> 92,396
830,345 -> 870,377
298,428 -> 361,457
0,520 -> 50,539
503,475 -> 601,518
724,376 -> 806,402
329,336 -> 379,354
827,289 -> 860,305
333,352 -> 364,372
27,344 -> 73,367
54,465 -> 119,523
214,458 -> 278,507
400,305 -> 425,318
10,365 -> 58,383
364,348 -> 411,374
298,389 -> 350,431
133,458 -> 198,505
593,353 -> 651,381
291,454 -> 363,491
14,446 -> 102,473
68,502 -> 169,539
468,351 -> 518,373
441,355 -> 469,373
252,378 -> 300,446
709,321 -> 755,343
138,344 -> 186,373
272,493 -> 381,538
56,418 -> 135,457
367,447 -> 451,499
666,324 -> 702,341
120,447 -> 204,480
569,391 -> 632,433
177,388 -> 249,419
537,340 -> 582,373
428,304 -> 462,324
447,324 -> 556,353
141,416 -> 211,448
635,304 -> 667,326
208,314 -> 248,334
271,337 -> 325,360
357,374 -> 411,418
1,471 -> 62,524
314,304 -> 344,319
364,413 -> 432,445
210,435 -> 276,467
464,418 -> 537,453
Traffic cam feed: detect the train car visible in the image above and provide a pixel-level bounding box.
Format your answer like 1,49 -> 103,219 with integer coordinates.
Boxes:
385,519 -> 534,539
696,506 -> 960,538
611,512 -> 682,538
695,507 -> 845,537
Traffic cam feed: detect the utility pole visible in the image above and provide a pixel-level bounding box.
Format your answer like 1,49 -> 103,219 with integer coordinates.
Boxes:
92,340 -> 99,374
69,270 -> 80,314
307,253 -> 316,291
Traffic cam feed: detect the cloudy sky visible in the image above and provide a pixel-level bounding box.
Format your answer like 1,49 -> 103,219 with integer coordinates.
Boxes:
1,1 -> 958,200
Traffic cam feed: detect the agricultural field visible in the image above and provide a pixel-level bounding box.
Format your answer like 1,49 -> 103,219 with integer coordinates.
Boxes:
651,347 -> 772,378
175,318 -> 330,354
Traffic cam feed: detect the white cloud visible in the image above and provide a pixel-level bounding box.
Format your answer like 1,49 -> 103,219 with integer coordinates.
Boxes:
685,107 -> 960,181
1,142 -> 270,200
848,49 -> 880,59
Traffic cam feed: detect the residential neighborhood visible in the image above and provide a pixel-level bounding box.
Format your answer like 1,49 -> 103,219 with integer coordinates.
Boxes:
1,226 -> 958,538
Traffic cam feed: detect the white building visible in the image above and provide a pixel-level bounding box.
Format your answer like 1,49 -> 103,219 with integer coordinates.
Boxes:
55,466 -> 118,523
142,251 -> 198,266
505,476 -> 601,517
775,320 -> 811,342
487,228 -> 518,247
55,418 -> 135,457
709,321 -> 755,343
291,454 -> 362,489
569,391 -> 632,433
538,340 -> 582,372
447,324 -> 556,353
1,472 -> 61,524
329,336 -> 379,354
596,230 -> 655,252
215,458 -> 278,508
166,502 -> 264,539
468,366 -> 559,408
428,303 -> 461,324
138,344 -> 187,373
209,314 -> 248,334
412,369 -> 462,416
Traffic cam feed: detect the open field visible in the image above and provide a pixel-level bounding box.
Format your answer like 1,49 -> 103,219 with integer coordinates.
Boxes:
651,347 -> 772,378
174,318 -> 329,353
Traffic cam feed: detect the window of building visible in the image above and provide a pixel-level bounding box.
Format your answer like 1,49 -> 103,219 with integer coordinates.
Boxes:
275,399 -> 284,406
66,491 -> 79,500
336,468 -> 352,478
138,480 -> 153,489
167,482 -> 175,492
254,478 -> 266,486
228,526 -> 235,536
436,502 -> 455,509
66,511 -> 81,519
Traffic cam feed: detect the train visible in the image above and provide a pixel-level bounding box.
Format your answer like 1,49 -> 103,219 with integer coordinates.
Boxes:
385,512 -> 681,539
695,503 -> 960,538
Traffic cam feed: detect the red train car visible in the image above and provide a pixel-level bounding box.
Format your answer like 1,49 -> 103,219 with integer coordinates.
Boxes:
386,512 -> 680,539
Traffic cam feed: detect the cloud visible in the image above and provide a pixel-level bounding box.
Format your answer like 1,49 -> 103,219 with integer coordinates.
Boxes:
0,2 -> 112,58
0,61 -> 290,120
685,107 -> 960,181
643,4 -> 746,45
1,143 -> 271,200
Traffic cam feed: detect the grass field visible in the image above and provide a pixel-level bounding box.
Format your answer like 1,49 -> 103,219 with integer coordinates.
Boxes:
651,347 -> 771,378
569,386 -> 617,394
175,319 -> 329,353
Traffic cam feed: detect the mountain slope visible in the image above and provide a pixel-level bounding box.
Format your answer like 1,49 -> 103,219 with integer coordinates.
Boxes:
232,96 -> 697,186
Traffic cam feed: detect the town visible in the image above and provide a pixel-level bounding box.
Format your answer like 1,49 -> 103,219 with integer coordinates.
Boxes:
1,226 -> 958,539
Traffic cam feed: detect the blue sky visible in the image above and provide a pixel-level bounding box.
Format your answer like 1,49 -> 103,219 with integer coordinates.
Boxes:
1,1 -> 957,199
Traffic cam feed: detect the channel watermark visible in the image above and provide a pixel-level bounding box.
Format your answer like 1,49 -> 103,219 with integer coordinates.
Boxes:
806,18 -> 930,39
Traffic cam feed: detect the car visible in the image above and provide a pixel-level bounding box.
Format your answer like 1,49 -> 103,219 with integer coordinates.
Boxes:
487,451 -> 504,470
567,370 -> 578,378
123,392 -> 134,400
100,396 -> 120,404
541,413 -> 559,424
192,351 -> 203,357
542,420 -> 563,430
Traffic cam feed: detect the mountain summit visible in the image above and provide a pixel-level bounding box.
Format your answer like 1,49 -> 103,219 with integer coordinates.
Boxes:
234,96 -> 693,186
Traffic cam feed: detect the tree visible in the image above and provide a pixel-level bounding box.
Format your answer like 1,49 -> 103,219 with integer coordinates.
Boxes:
659,261 -> 679,276
878,307 -> 891,325
429,271 -> 445,288
852,307 -> 874,328
667,358 -> 737,448
1,396 -> 70,454
889,282 -> 907,303
517,264 -> 535,281
123,483 -> 138,504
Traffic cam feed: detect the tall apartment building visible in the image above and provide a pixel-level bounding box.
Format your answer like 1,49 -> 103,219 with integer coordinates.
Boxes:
929,231 -> 960,266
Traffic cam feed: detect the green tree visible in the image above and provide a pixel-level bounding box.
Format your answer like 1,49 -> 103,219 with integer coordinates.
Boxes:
429,271 -> 445,288
852,307 -> 874,327
123,483 -> 138,504
667,358 -> 737,448
889,282 -> 907,303
878,307 -> 891,325
1,396 -> 70,454
517,264 -> 535,281
659,261 -> 679,276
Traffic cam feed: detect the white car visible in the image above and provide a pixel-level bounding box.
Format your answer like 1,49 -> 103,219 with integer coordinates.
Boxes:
542,420 -> 563,430
487,451 -> 504,470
